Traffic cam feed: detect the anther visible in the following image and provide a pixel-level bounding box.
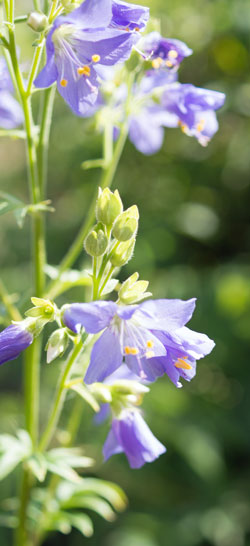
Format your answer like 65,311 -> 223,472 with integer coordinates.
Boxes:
146,340 -> 154,348
130,347 -> 139,355
168,49 -> 178,59
165,60 -> 173,68
135,27 -> 140,31
60,79 -> 68,87
174,357 -> 192,370
145,350 -> 155,359
124,346 -> 131,355
152,57 -> 163,69
77,65 -> 91,76
92,54 -> 100,63
196,118 -> 205,132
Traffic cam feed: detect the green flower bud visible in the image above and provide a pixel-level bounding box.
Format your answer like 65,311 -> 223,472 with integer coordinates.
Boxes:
25,297 -> 55,322
46,328 -> 69,364
118,272 -> 152,304
84,223 -> 108,257
96,188 -> 123,227
27,11 -> 48,32
110,238 -> 135,267
112,205 -> 139,241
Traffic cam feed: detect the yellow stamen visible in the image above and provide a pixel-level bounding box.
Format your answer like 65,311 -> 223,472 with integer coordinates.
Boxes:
196,118 -> 205,132
165,60 -> 173,68
175,357 -> 192,370
60,79 -> 68,87
152,57 -> 163,69
146,340 -> 154,348
168,49 -> 178,59
92,54 -> 100,63
178,120 -> 188,134
124,346 -> 139,355
135,27 -> 140,31
145,350 -> 155,359
77,65 -> 91,76
125,26 -> 130,32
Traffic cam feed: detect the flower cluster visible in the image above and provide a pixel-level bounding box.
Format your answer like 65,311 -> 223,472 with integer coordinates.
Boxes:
0,57 -> 23,129
35,0 -> 149,115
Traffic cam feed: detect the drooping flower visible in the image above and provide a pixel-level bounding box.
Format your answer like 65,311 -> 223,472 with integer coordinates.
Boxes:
35,0 -> 149,116
141,31 -> 192,69
63,298 -> 214,385
0,324 -> 33,366
161,83 -> 226,146
0,57 -> 23,129
103,408 -> 166,468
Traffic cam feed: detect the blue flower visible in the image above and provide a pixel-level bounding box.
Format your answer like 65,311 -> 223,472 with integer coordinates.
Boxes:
35,0 -> 149,116
141,31 -> 192,69
0,324 -> 33,366
103,408 -> 166,468
0,57 -> 23,129
63,298 -> 214,385
161,82 -> 226,146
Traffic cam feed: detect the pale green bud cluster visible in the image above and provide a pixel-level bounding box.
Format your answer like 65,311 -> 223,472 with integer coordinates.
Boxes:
118,272 -> 152,304
27,11 -> 48,32
46,328 -> 69,364
84,223 -> 108,257
90,380 -> 149,417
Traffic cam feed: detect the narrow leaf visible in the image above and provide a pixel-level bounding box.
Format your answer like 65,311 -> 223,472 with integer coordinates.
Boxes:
70,383 -> 100,412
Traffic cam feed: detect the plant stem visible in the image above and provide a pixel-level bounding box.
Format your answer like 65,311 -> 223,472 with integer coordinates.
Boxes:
0,278 -> 22,321
45,124 -> 128,300
38,337 -> 84,452
37,85 -> 56,197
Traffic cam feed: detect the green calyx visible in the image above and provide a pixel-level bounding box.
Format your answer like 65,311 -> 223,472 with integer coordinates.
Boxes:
110,238 -> 135,267
46,328 -> 69,363
118,272 -> 152,304
112,205 -> 139,242
96,188 -> 123,227
84,223 -> 108,257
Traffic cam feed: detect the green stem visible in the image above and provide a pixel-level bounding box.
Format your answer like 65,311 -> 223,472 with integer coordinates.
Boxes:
0,278 -> 22,321
38,338 -> 84,452
26,37 -> 44,97
37,85 -> 56,197
15,472 -> 33,546
45,124 -> 128,300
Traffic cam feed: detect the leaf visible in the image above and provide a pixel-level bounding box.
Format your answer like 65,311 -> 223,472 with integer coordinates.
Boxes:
45,460 -> 83,484
0,191 -> 25,219
0,430 -> 32,480
44,265 -> 92,297
70,383 -> 100,412
0,513 -> 18,529
62,495 -> 116,522
26,453 -> 47,482
57,478 -> 127,512
66,512 -> 93,537
47,447 -> 94,469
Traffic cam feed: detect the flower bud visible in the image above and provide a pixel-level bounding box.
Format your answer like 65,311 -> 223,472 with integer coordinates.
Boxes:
27,11 -> 48,32
96,188 -> 123,227
84,223 -> 108,257
46,328 -> 68,364
119,272 -> 152,304
110,239 -> 135,267
112,205 -> 139,242
25,297 -> 55,322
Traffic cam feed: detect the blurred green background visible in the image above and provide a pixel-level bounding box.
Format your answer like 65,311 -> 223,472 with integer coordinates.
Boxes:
1,0 -> 250,544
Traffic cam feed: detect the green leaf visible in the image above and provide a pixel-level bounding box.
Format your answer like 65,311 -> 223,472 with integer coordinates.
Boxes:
47,447 -> 94,469
62,495 -> 116,522
0,191 -> 25,219
0,430 -> 32,480
66,512 -> 93,537
57,478 -> 127,512
26,453 -> 47,482
70,383 -> 100,412
0,513 -> 18,529
44,265 -> 92,297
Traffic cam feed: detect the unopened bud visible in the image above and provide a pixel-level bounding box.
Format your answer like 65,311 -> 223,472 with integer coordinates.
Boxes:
46,328 -> 68,364
96,188 -> 123,227
119,272 -> 151,304
110,238 -> 135,267
84,223 -> 108,257
112,205 -> 139,241
27,11 -> 48,32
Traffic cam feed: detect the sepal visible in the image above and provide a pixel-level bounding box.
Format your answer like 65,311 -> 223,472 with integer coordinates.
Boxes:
118,272 -> 152,304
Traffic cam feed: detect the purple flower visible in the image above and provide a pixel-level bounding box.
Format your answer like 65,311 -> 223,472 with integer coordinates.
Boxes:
0,57 -> 23,129
35,0 -> 149,116
103,408 -> 166,468
0,324 -> 33,366
141,31 -> 192,69
63,298 -> 214,385
161,83 -> 226,146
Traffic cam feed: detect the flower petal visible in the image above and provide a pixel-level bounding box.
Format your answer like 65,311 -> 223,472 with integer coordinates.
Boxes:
66,0 -> 112,29
103,428 -> 123,460
129,109 -> 165,155
111,0 -> 149,31
84,328 -> 123,384
135,298 -> 197,332
63,301 -> 117,334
